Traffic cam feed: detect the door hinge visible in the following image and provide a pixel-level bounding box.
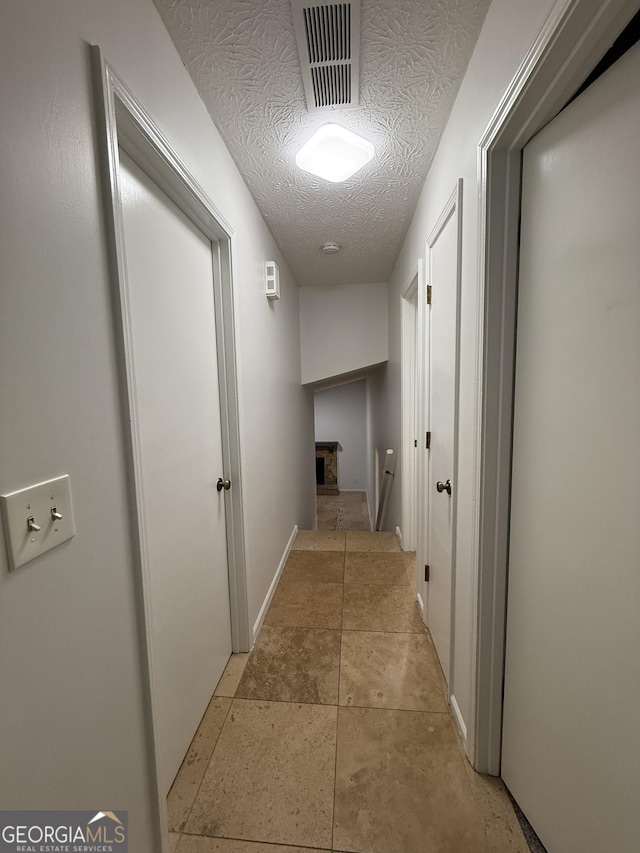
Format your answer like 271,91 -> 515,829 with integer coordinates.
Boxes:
425,564 -> 430,582
426,284 -> 432,305
425,431 -> 431,450
414,439 -> 417,448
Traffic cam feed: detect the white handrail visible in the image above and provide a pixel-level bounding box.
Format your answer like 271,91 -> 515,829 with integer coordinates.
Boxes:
375,449 -> 396,531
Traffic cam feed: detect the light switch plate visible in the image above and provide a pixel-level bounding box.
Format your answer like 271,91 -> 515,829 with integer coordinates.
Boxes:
0,475 -> 75,572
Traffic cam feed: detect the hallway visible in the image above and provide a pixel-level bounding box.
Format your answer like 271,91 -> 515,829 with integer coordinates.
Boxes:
166,531 -> 528,853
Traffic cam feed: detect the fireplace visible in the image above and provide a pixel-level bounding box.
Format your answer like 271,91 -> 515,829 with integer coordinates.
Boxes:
315,442 -> 339,494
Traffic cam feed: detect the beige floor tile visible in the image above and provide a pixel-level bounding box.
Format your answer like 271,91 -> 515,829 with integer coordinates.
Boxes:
281,551 -> 345,584
236,625 -> 341,704
169,833 -> 181,852
185,699 -> 337,849
344,552 -> 409,586
345,531 -> 401,552
316,494 -> 371,532
464,765 -> 530,853
291,530 -> 345,551
342,584 -> 424,633
214,654 -> 250,698
177,836 -> 329,852
339,491 -> 367,507
167,697 -> 232,832
264,581 -> 343,629
339,631 -> 448,712
334,707 -> 487,853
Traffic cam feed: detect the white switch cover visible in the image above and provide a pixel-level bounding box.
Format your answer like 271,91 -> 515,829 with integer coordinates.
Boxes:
0,475 -> 75,572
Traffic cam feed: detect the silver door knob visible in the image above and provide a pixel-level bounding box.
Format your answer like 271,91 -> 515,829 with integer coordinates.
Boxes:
436,479 -> 452,495
216,478 -> 231,492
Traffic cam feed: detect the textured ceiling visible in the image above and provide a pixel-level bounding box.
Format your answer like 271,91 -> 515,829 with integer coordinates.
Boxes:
152,0 -> 491,287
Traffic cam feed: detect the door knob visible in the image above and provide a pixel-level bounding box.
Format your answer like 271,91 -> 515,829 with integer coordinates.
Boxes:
216,478 -> 231,492
436,479 -> 452,496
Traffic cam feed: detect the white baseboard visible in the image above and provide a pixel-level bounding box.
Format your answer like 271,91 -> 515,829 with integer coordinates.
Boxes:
450,694 -> 468,746
395,526 -> 403,549
366,491 -> 373,530
252,525 -> 298,644
416,591 -> 425,617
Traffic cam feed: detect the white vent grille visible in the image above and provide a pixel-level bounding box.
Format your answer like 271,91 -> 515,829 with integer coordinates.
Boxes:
292,1 -> 360,112
303,4 -> 351,63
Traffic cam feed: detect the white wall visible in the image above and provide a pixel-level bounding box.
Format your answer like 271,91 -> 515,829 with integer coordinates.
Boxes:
315,380 -> 368,493
377,0 -> 558,752
0,0 -> 314,844
299,282 -> 388,384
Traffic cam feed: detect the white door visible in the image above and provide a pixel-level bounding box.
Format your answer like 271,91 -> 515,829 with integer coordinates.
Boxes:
119,151 -> 232,794
425,183 -> 462,684
502,43 -> 640,853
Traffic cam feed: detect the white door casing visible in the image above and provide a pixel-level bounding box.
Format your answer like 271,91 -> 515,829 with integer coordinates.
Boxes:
92,57 -> 249,845
472,0 -> 639,774
501,41 -> 640,853
401,273 -> 419,554
415,258 -> 430,618
425,181 -> 463,690
119,151 -> 232,794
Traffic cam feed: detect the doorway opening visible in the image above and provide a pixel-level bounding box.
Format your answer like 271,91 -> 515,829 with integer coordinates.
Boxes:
93,47 -> 248,848
313,379 -> 373,531
472,0 -> 640,779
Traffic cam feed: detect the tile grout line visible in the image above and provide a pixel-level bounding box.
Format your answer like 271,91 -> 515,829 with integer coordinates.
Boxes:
179,828 -> 333,851
330,542 -> 346,852
175,693 -> 235,836
226,694 -> 451,715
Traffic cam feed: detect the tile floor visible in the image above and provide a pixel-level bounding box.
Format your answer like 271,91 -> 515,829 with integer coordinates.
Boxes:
167,531 -> 530,853
317,492 -> 371,531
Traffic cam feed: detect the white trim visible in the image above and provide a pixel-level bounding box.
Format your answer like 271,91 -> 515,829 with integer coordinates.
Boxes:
471,0 -> 639,774
91,46 -> 250,850
426,179 -> 463,693
416,592 -> 425,618
395,526 -> 404,550
252,525 -> 299,643
450,694 -> 468,745
400,270 -> 419,552
415,258 -> 429,621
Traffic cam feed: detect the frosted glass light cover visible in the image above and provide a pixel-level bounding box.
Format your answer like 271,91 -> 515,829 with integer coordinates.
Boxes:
295,123 -> 374,182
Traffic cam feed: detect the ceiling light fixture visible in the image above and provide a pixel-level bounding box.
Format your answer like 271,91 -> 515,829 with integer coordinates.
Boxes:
295,123 -> 374,183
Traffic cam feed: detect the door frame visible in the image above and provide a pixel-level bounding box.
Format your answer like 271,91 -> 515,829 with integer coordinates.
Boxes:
91,47 -> 249,845
425,180 -> 463,696
414,258 -> 429,619
471,0 -> 639,773
400,271 -> 419,553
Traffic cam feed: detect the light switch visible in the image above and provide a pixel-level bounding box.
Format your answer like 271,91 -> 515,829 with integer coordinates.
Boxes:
0,475 -> 75,572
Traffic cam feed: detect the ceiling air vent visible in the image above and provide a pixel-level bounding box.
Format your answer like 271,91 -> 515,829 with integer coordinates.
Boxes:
291,1 -> 361,112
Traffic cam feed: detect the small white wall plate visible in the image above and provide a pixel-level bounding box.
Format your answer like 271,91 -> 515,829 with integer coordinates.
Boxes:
0,475 -> 76,572
265,261 -> 280,299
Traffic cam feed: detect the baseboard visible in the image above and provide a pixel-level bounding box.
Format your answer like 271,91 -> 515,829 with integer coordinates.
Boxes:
450,694 -> 468,747
252,525 -> 298,644
366,491 -> 373,531
416,591 -> 425,616
395,526 -> 403,549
